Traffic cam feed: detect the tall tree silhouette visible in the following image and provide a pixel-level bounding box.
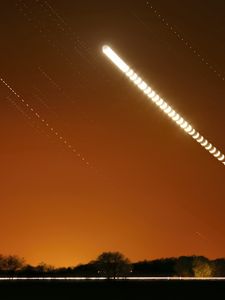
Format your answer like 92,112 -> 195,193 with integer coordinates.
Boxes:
95,252 -> 132,279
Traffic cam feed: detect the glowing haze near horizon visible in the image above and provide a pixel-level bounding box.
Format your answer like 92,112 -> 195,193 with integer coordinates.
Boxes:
0,0 -> 225,267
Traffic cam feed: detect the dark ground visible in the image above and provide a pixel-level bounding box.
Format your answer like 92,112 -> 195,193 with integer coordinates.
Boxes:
0,280 -> 224,299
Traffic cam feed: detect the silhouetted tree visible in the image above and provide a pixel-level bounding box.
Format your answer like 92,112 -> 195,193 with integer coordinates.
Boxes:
0,253 -> 225,278
174,256 -> 194,277
95,252 -> 132,279
211,259 -> 225,277
0,255 -> 25,275
35,262 -> 55,274
20,264 -> 37,276
193,256 -> 213,277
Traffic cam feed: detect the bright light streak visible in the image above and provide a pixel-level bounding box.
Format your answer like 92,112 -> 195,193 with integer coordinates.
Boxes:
187,128 -> 195,135
0,277 -> 224,281
144,87 -> 151,94
173,114 -> 180,121
177,117 -> 184,125
164,106 -> 172,114
180,121 -> 188,129
201,140 -> 208,147
169,110 -> 176,118
149,91 -> 156,98
102,45 -> 129,73
210,147 -> 217,154
206,144 -> 212,150
193,132 -> 200,139
218,154 -> 225,161
197,136 -> 204,143
102,45 -> 225,166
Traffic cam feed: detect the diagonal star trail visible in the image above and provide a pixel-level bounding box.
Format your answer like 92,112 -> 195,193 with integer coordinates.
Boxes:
1,77 -> 91,168
145,1 -> 225,82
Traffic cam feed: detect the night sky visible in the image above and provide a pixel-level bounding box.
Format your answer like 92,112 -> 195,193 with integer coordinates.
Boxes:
0,0 -> 225,267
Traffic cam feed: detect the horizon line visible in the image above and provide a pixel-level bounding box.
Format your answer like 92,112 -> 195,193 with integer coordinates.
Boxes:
0,276 -> 225,281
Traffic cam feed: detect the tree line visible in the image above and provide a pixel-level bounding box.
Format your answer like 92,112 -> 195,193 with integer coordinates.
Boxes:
0,252 -> 225,278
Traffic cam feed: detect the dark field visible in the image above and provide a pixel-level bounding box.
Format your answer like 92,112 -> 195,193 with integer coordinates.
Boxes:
0,280 -> 225,299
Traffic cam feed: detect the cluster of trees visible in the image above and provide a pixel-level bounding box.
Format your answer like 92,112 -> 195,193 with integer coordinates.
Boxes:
0,252 -> 225,278
133,256 -> 225,277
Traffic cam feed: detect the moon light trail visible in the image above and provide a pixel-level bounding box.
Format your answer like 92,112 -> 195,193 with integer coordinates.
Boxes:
102,45 -> 225,166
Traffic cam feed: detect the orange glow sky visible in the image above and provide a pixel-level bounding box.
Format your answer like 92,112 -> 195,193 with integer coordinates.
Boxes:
0,0 -> 225,267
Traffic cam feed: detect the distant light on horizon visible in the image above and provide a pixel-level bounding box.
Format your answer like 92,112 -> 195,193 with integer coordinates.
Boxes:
102,45 -> 225,166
